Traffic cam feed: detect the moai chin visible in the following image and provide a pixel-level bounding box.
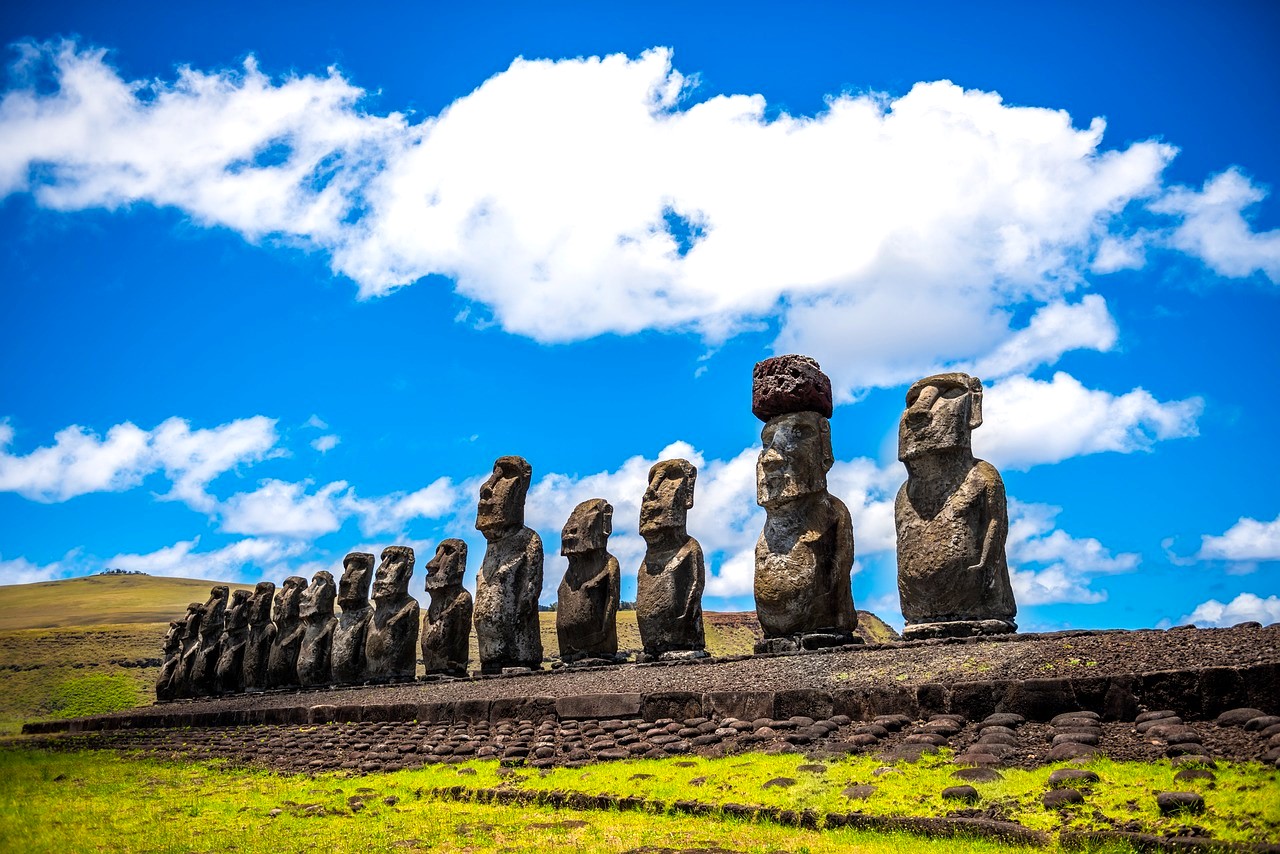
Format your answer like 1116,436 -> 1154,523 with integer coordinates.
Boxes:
266,576 -> 308,688
175,602 -> 204,699
331,552 -> 374,685
556,499 -> 621,663
155,618 -> 185,701
296,570 -> 338,687
214,589 -> 252,694
242,581 -> 276,691
474,456 -> 545,674
421,539 -> 474,677
636,459 -> 706,660
752,355 -> 859,653
895,372 -> 1016,640
364,546 -> 420,681
190,585 -> 230,696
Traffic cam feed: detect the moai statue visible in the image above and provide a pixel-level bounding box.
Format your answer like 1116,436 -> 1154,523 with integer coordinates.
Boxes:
155,619 -> 184,701
242,581 -> 276,691
556,499 -> 621,663
364,546 -> 420,681
296,570 -> 337,687
266,576 -> 307,688
420,539 -> 473,677
896,372 -> 1017,639
752,355 -> 858,653
189,585 -> 229,696
474,456 -> 544,674
331,552 -> 375,685
175,602 -> 204,698
636,459 -> 707,660
214,589 -> 251,694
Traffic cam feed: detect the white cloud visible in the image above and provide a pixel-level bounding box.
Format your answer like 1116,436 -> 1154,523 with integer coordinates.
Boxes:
1007,500 -> 1140,605
219,478 -> 351,537
311,434 -> 340,453
109,536 -> 307,582
974,371 -> 1202,470
6,44 -> 1274,397
346,477 -> 464,536
0,415 -> 277,504
1198,513 -> 1280,563
0,552 -> 79,585
1183,592 -> 1280,628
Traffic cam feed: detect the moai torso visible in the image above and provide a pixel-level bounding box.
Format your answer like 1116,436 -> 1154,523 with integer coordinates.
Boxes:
242,581 -> 276,691
895,373 -> 1016,636
474,456 -> 544,673
636,459 -> 706,657
214,590 -> 251,694
331,553 -> 374,684
266,576 -> 307,688
556,499 -> 620,661
297,571 -> 337,687
155,619 -> 184,701
364,546 -> 420,680
190,586 -> 229,696
175,603 -> 204,699
421,539 -> 473,676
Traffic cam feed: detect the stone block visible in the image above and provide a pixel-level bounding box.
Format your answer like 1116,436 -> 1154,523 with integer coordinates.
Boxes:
703,691 -> 775,722
308,705 -> 338,724
1198,667 -> 1247,718
1141,670 -> 1201,718
641,691 -> 705,721
334,704 -> 364,723
864,683 -> 919,719
832,688 -> 869,721
1242,662 -> 1280,714
949,681 -> 997,720
916,683 -> 950,718
490,696 -> 556,723
447,698 -> 493,723
774,689 -> 832,720
999,678 -> 1078,721
1071,677 -> 1110,714
1101,676 -> 1140,721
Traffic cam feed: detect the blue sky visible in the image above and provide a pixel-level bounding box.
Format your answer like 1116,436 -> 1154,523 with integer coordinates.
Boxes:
1,1 -> 1277,632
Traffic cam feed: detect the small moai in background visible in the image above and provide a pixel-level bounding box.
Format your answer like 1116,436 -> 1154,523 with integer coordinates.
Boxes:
266,576 -> 307,688
420,539 -> 473,677
242,581 -> 276,692
895,372 -> 1017,640
175,602 -> 204,698
331,552 -> 375,685
189,585 -> 229,696
363,546 -> 420,682
752,355 -> 859,653
556,498 -> 621,664
296,570 -> 337,687
214,589 -> 251,694
155,618 -> 184,701
636,459 -> 707,661
473,456 -> 544,674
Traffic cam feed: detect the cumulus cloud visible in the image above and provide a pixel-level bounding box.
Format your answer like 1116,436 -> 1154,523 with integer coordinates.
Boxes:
0,552 -> 79,585
218,478 -> 351,538
3,43 -> 1274,396
346,477 -> 465,536
1198,513 -> 1280,563
0,415 -> 278,505
1007,500 -> 1141,605
109,536 -> 307,581
311,434 -> 340,453
974,372 -> 1202,470
1183,592 -> 1280,628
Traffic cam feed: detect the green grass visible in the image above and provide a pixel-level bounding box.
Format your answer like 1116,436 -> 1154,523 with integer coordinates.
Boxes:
0,748 -> 1046,854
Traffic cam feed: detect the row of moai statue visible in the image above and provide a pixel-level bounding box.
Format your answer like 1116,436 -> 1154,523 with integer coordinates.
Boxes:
158,356 -> 1017,698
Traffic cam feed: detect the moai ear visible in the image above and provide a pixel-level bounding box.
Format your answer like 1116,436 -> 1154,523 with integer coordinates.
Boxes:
683,465 -> 698,510
601,502 -> 614,537
967,376 -> 984,430
819,417 -> 835,472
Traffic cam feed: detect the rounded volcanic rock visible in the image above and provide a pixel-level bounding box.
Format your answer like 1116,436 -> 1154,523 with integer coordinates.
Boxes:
752,355 -> 833,421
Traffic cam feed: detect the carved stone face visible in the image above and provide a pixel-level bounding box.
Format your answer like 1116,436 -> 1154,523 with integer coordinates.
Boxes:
224,590 -> 252,631
302,571 -> 336,619
424,539 -> 467,590
181,603 -> 203,640
640,459 -> 696,535
373,546 -> 414,602
337,552 -> 374,609
898,372 -> 983,461
756,411 -> 833,508
562,499 -> 613,556
476,456 -> 532,537
164,620 -> 183,651
273,576 -> 307,623
248,582 -> 275,625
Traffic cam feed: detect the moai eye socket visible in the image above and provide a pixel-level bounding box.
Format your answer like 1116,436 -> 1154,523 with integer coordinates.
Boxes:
939,385 -> 966,400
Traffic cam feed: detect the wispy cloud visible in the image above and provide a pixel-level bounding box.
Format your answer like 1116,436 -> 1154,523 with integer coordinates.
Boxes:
1197,513 -> 1280,567
1182,592 -> 1280,628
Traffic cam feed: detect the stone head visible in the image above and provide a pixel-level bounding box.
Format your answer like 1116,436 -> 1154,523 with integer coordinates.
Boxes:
640,458 -> 697,536
757,410 -> 833,508
163,620 -> 183,652
273,576 -> 308,623
898,372 -> 984,461
224,589 -> 251,632
424,539 -> 467,591
373,546 -> 414,603
302,570 -> 336,619
562,498 -> 613,556
248,581 -> 275,626
476,455 -> 532,537
181,603 -> 204,641
337,552 -> 374,609
200,585 -> 230,636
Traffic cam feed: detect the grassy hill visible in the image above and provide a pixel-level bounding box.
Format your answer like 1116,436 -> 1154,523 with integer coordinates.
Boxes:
0,573 -> 897,734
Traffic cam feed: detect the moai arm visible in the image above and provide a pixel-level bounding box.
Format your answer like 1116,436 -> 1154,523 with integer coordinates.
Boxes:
678,541 -> 706,624
521,531 -> 545,618
969,461 -> 1008,591
602,555 -> 620,627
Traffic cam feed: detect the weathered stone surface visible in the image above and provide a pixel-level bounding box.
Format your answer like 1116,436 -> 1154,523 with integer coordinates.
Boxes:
1215,707 -> 1266,727
474,456 -> 544,673
267,576 -> 307,688
297,570 -> 337,687
1156,791 -> 1205,815
755,403 -> 857,645
1043,788 -> 1084,809
752,354 -> 833,421
155,618 -> 185,701
214,589 -> 251,694
331,553 -> 374,685
364,546 -> 420,681
895,373 -> 1016,639
190,586 -> 229,696
556,499 -> 620,662
421,539 -> 473,676
242,582 -> 275,691
636,459 -> 706,657
555,693 -> 643,720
